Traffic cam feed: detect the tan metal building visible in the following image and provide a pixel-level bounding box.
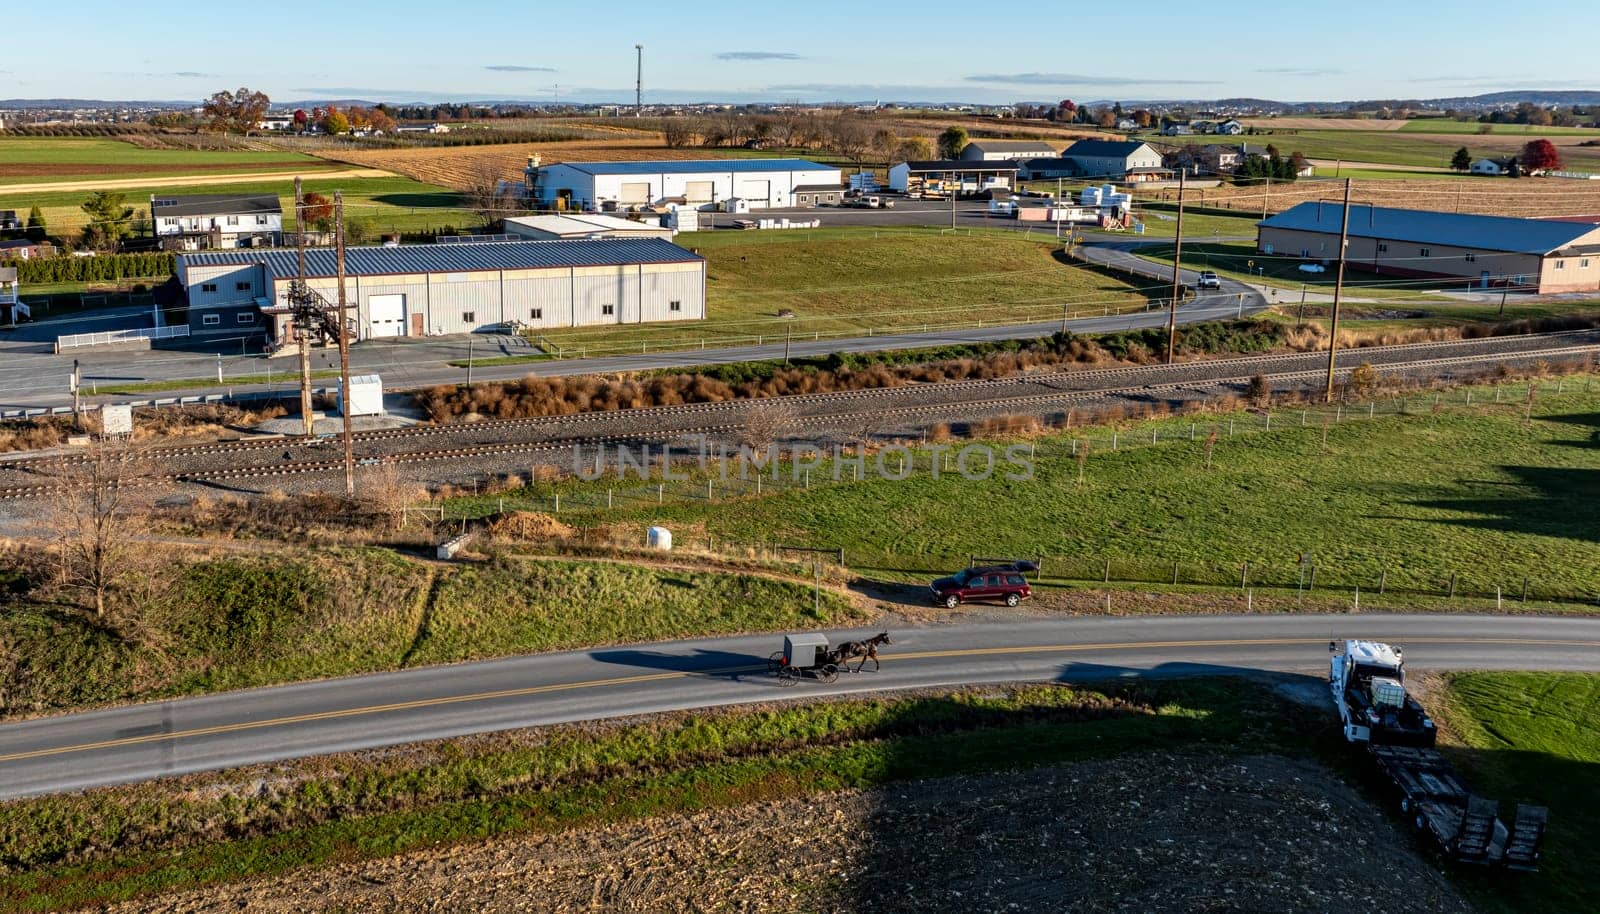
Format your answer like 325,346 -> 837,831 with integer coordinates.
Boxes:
1258,203 -> 1600,293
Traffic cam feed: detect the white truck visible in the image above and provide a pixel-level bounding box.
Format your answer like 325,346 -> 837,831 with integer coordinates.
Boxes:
1328,640 -> 1546,870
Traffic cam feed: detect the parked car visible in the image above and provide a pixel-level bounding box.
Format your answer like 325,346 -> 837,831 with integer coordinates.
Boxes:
1196,270 -> 1221,290
929,565 -> 1033,608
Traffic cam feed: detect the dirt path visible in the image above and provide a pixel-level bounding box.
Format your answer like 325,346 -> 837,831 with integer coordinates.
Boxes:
103,752 -> 1473,914
2,167 -> 395,194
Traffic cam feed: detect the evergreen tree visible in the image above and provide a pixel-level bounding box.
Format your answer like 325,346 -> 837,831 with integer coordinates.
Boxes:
1450,147 -> 1472,171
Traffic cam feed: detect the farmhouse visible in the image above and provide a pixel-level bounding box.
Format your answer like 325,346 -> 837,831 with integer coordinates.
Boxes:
502,213 -> 675,241
1058,140 -> 1165,181
175,238 -> 706,344
527,159 -> 842,212
0,210 -> 20,232
959,140 -> 1059,162
151,194 -> 283,251
1257,202 -> 1600,293
1471,157 -> 1516,177
887,160 -> 1019,195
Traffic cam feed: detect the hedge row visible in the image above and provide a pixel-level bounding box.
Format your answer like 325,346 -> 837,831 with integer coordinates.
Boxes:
1,253 -> 175,283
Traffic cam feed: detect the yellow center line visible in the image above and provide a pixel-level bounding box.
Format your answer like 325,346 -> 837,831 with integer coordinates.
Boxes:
2,636 -> 1597,765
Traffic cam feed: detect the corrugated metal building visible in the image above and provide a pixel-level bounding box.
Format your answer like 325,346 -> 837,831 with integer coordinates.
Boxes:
176,238 -> 706,343
528,159 -> 843,211
502,213 -> 676,241
1258,203 -> 1600,293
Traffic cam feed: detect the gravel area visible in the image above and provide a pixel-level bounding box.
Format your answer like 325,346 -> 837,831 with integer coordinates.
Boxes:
102,752 -> 1475,914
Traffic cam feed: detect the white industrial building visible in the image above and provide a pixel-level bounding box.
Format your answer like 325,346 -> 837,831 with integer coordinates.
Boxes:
176,238 -> 706,344
526,158 -> 842,211
503,213 -> 676,241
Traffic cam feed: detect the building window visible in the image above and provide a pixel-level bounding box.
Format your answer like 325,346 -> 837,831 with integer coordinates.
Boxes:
1376,243 -> 1388,253
530,308 -> 543,320
226,216 -> 238,226
235,281 -> 251,292
1465,253 -> 1477,262
1583,258 -> 1592,269
602,304 -> 615,316
201,282 -> 217,293
1419,248 -> 1431,258
236,313 -> 256,324
462,311 -> 476,322
669,300 -> 682,312
256,215 -> 268,225
202,314 -> 220,326
1554,260 -> 1565,270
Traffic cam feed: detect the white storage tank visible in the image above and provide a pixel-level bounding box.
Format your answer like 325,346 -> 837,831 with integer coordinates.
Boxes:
341,374 -> 384,417
647,526 -> 673,551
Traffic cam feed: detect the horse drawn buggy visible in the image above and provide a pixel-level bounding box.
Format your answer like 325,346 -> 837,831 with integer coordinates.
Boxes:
767,632 -> 890,686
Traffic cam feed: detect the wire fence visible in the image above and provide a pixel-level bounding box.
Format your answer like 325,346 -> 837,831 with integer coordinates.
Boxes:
432,373 -> 1600,607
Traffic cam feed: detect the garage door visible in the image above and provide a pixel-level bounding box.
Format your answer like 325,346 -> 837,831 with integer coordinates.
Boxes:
734,179 -> 769,205
368,294 -> 405,338
620,182 -> 651,205
685,180 -> 714,202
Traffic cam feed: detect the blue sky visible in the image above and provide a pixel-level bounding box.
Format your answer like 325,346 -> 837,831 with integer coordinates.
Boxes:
5,0 -> 1597,104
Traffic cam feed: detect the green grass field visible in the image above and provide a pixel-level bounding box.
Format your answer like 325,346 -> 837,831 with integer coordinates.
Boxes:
0,136 -> 334,185
1399,119 -> 1600,136
533,227 -> 1153,355
1148,130 -> 1600,171
3,174 -> 473,240
0,551 -> 858,717
1444,672 -> 1600,914
1135,240 -> 1465,302
538,382 -> 1600,603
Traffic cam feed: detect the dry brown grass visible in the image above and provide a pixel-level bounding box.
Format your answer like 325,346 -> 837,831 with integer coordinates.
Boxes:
485,511 -> 576,541
973,414 -> 1047,438
315,137 -> 730,189
1238,118 -> 1410,131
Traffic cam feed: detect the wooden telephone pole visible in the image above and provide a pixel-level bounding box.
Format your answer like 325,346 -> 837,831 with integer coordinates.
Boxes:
294,178 -> 314,437
1323,178 -> 1354,403
1165,169 -> 1187,364
335,192 -> 355,498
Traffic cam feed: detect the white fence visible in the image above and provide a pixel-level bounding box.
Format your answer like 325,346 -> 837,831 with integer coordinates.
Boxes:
55,324 -> 190,352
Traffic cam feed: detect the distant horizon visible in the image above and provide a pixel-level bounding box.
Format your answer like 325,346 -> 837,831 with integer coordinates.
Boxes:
7,0 -> 1599,106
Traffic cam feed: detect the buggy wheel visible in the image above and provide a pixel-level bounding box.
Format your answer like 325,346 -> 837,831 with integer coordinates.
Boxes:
819,664 -> 840,684
943,594 -> 960,609
767,651 -> 785,676
777,667 -> 800,687
1004,592 -> 1020,607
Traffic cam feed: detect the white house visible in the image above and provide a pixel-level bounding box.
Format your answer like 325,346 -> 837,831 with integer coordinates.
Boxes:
1216,119 -> 1245,135
151,194 -> 283,250
959,140 -> 1059,162
527,159 -> 842,212
1471,157 -> 1512,176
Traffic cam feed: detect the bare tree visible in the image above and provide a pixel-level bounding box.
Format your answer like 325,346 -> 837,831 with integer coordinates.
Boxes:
42,437 -> 149,622
828,116 -> 873,167
464,162 -> 514,227
361,461 -> 426,531
739,399 -> 800,451
662,117 -> 696,148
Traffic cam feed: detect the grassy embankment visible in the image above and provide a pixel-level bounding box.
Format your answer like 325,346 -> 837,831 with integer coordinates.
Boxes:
526,227 -> 1154,357
0,551 -> 858,717
454,375 -> 1600,607
0,678 -> 1316,910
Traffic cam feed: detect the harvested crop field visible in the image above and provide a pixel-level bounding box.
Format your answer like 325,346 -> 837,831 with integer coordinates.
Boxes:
1143,176 -> 1600,219
1239,117 -> 1411,131
102,753 -> 1471,914
317,138 -> 758,189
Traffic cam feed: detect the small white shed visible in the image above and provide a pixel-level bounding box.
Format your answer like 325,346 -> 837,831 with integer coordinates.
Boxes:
341,374 -> 384,417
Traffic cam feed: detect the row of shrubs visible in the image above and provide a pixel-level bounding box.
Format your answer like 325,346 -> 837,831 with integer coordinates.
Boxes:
1,252 -> 174,283
417,321 -> 1294,421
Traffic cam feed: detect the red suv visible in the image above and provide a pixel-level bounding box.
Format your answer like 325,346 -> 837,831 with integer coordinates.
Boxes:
930,566 -> 1032,608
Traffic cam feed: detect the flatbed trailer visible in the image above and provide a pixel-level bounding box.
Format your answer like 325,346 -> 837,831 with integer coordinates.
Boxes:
1366,737 -> 1547,870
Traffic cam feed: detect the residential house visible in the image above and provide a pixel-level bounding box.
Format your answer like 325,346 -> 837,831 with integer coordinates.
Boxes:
1057,139 -> 1166,181
1161,123 -> 1195,136
959,140 -> 1060,162
0,238 -> 52,260
0,210 -> 20,232
1115,118 -> 1139,131
1165,144 -> 1243,176
151,194 -> 283,251
1216,120 -> 1245,135
1471,157 -> 1517,177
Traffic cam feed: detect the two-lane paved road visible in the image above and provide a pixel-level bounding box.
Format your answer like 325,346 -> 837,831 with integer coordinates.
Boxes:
3,613 -> 1599,800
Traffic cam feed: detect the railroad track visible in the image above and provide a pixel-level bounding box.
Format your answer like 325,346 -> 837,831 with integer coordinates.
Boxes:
5,329 -> 1597,478
2,342 -> 1591,500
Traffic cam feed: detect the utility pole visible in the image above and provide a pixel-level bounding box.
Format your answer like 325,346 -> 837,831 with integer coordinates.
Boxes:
634,44 -> 643,117
335,191 -> 355,499
1323,178 -> 1354,403
1056,177 -> 1063,240
294,177 -> 314,437
1165,169 -> 1187,364
950,172 -> 957,229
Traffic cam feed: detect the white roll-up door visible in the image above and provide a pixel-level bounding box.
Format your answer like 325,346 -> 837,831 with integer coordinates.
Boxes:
685,180 -> 714,201
620,182 -> 650,204
368,294 -> 405,338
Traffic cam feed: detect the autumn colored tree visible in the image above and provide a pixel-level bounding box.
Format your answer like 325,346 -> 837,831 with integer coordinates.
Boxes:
1519,139 -> 1562,173
367,108 -> 397,134
201,87 -> 270,134
292,108 -> 308,132
1096,109 -> 1117,128
320,107 -> 350,135
300,192 -> 334,233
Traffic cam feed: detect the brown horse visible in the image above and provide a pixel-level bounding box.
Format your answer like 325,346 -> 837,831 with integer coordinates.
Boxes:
834,632 -> 892,672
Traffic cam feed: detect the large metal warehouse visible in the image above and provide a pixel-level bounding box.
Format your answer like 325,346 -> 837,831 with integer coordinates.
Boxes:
176,238 -> 706,343
527,159 -> 842,211
1258,203 -> 1600,293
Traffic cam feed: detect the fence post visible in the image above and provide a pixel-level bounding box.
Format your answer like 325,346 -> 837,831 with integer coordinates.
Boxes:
553,493 -> 560,513
1241,562 -> 1249,590
1171,560 -> 1179,585
1104,558 -> 1111,583
1448,573 -> 1457,599
1190,424 -> 1196,440
607,488 -> 614,509
1496,586 -> 1503,611
838,547 -> 845,565
1378,567 -> 1386,596
1264,412 -> 1271,431
658,483 -> 664,504
1353,585 -> 1360,612
1307,564 -> 1316,592
1522,577 -> 1529,602
707,480 -> 714,502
